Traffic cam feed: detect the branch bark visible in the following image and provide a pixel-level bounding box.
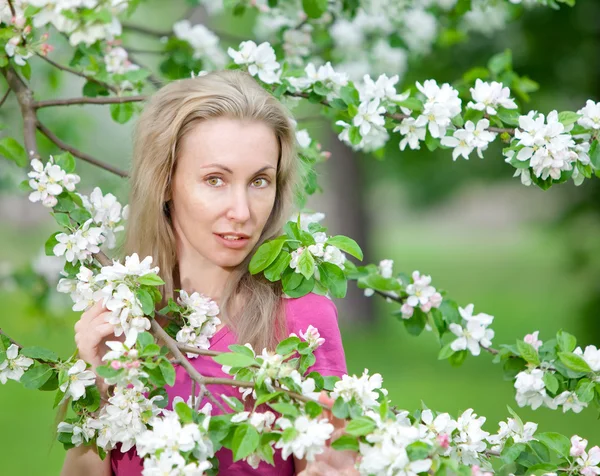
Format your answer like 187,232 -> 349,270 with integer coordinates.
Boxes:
35,95 -> 147,108
36,121 -> 129,178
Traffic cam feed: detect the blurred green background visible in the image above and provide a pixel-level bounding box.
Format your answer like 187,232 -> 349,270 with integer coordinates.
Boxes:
1,0 -> 600,473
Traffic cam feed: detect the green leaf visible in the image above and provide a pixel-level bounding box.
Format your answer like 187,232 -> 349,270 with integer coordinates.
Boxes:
53,212 -> 72,228
359,274 -> 401,293
276,336 -> 301,355
332,397 -> 349,419
135,288 -> 155,316
516,340 -> 540,366
45,232 -> 61,256
95,365 -> 122,379
228,344 -> 255,359
305,400 -> 322,418
542,372 -> 559,394
109,102 -> 134,124
232,424 -> 260,461
331,435 -> 359,451
448,350 -> 468,367
249,238 -> 286,274
557,111 -> 581,126
488,49 -> 512,75
263,251 -> 291,282
213,352 -> 257,368
589,140 -> 600,169
501,442 -> 526,463
54,152 -> 76,173
283,275 -> 315,298
20,364 -> 54,389
397,97 -> 423,112
558,351 -> 592,373
403,308 -> 427,336
137,273 -> 165,286
299,352 -> 316,374
0,136 -> 28,167
254,391 -> 284,406
19,347 -> 58,362
269,402 -> 299,417
159,359 -> 176,386
536,432 -> 570,458
318,262 -> 347,298
222,395 -> 244,412
497,107 -> 521,126
345,417 -> 376,436
302,0 -> 328,18
528,440 -> 551,463
175,401 -> 193,423
438,343 -> 455,360
325,235 -> 363,260
339,85 -> 359,106
406,441 -> 431,461
575,378 -> 595,403
297,249 -> 315,279
137,332 -> 154,348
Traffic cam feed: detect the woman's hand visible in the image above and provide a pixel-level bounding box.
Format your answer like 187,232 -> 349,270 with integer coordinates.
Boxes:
73,300 -> 119,398
297,391 -> 360,476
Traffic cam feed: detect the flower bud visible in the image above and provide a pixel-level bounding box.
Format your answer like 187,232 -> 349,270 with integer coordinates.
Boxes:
437,433 -> 449,449
110,360 -> 122,370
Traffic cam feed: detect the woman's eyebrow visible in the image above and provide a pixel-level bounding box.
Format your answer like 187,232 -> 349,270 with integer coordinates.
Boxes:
201,163 -> 276,174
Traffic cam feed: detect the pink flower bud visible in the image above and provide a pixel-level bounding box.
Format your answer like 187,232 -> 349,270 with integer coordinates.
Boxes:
23,25 -> 31,34
322,151 -> 331,159
131,360 -> 141,368
110,360 -> 122,370
437,433 -> 449,449
9,36 -> 20,46
570,435 -> 588,457
41,33 -> 49,40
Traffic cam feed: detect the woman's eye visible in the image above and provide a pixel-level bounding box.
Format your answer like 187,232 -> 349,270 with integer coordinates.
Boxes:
206,177 -> 223,187
252,178 -> 269,188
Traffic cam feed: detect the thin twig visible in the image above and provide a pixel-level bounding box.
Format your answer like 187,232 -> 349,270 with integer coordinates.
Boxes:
7,0 -> 15,17
0,88 -> 11,108
35,95 -> 147,108
121,47 -> 165,55
488,126 -> 515,135
0,328 -> 23,348
36,121 -> 129,178
36,53 -> 118,94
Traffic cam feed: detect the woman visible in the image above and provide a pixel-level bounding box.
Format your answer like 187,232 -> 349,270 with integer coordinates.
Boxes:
62,70 -> 355,475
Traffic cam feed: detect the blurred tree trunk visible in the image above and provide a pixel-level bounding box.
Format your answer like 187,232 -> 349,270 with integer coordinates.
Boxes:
309,131 -> 375,325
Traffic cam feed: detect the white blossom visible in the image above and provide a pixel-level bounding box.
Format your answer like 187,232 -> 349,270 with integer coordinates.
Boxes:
59,359 -> 96,401
228,41 -> 281,84
553,391 -> 588,413
414,80 -> 462,139
0,344 -> 33,384
331,369 -> 383,410
440,120 -> 497,161
173,20 -> 226,69
487,417 -> 537,452
523,331 -> 543,351
514,369 -> 556,411
57,418 -> 97,446
467,79 -> 517,115
577,100 -> 600,130
574,345 -> 600,372
274,415 -> 334,461
401,270 -> 443,318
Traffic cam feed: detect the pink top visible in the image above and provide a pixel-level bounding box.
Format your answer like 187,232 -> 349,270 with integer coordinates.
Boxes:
111,292 -> 348,475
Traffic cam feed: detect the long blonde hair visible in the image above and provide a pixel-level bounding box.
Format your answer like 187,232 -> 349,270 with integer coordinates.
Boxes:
122,70 -> 301,351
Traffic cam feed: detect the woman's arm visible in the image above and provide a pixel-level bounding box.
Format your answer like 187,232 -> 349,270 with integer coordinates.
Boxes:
61,446 -> 112,476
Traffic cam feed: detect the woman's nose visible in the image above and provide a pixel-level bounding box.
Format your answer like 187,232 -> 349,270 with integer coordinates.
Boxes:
226,187 -> 251,223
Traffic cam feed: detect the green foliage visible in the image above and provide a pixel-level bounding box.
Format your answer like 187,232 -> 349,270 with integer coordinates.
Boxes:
0,137 -> 28,167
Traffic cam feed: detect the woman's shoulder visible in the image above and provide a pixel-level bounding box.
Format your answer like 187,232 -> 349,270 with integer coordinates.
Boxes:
284,291 -> 336,314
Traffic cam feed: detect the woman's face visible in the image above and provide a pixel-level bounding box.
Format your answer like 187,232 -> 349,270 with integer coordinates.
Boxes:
170,117 -> 279,269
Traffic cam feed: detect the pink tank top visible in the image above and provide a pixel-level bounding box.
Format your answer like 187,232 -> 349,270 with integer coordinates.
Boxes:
111,292 -> 348,475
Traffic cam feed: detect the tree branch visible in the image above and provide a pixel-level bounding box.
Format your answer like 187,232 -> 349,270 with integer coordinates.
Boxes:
0,328 -> 23,348
35,95 -> 147,108
0,88 -> 11,108
2,66 -> 39,159
36,121 -> 129,178
36,53 -> 118,94
7,0 -> 15,17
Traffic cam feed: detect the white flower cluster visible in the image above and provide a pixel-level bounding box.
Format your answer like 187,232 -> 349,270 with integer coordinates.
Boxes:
401,271 -> 443,319
509,111 -> 582,182
57,265 -> 100,312
0,344 -> 33,384
486,417 -> 537,452
16,0 -> 126,48
467,79 -> 518,115
28,157 -> 80,208
359,410 -> 433,475
577,100 -> 600,130
274,415 -> 334,462
441,119 -> 497,161
101,341 -> 147,390
289,212 -> 346,276
57,418 -> 97,447
95,254 -> 160,346
79,187 -> 129,250
53,219 -> 105,264
288,62 -> 348,100
59,359 -> 96,401
104,45 -> 138,75
448,304 -> 494,356
514,341 -> 600,413
173,20 -> 226,70
175,290 -> 221,358
570,435 -> 600,476
137,406 -> 214,475
231,410 -> 277,468
331,369 -> 384,410
228,40 -> 281,84
449,409 -> 490,465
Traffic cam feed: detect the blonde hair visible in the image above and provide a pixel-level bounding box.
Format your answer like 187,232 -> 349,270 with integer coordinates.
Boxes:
122,70 -> 301,351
